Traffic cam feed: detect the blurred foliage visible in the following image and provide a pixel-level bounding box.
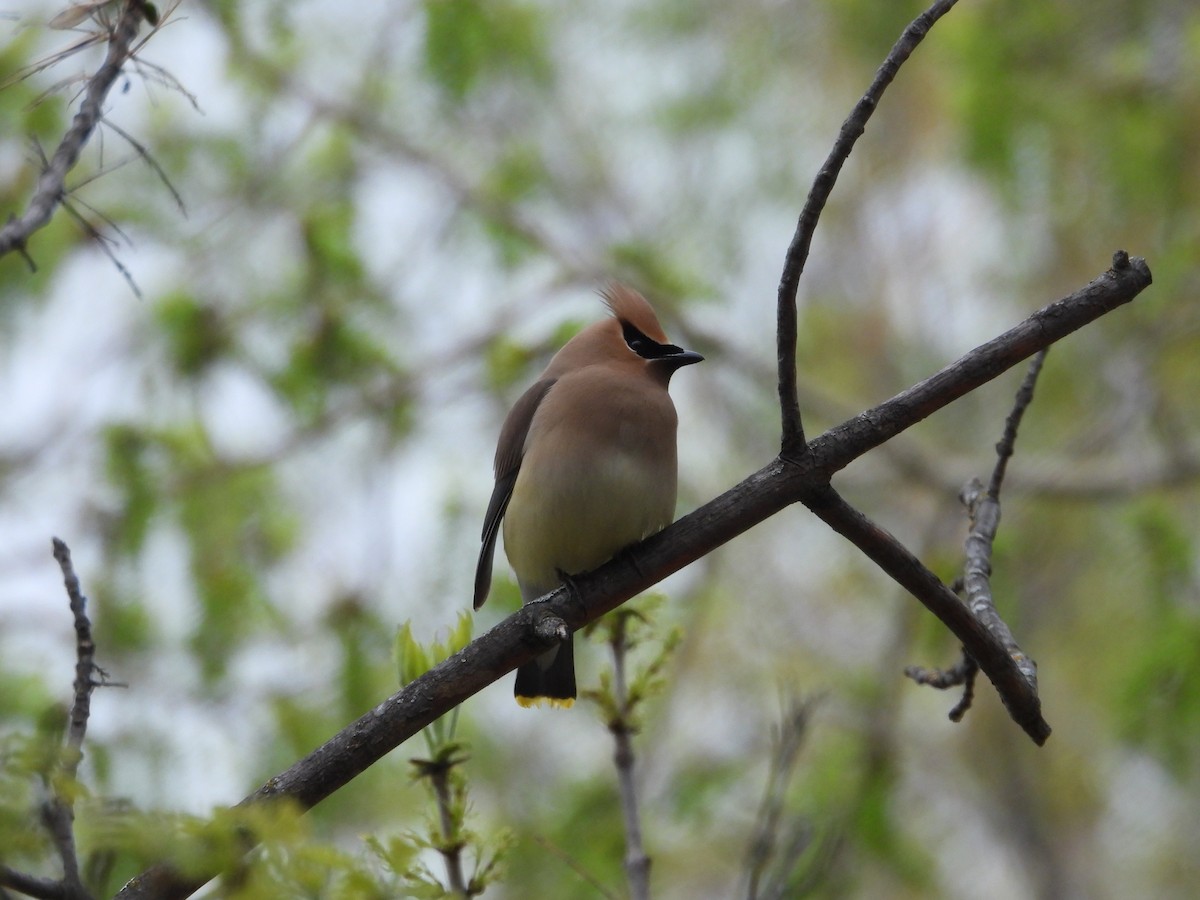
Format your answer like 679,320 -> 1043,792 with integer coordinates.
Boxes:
1,0 -> 1199,898
582,592 -> 681,730
422,0 -> 552,103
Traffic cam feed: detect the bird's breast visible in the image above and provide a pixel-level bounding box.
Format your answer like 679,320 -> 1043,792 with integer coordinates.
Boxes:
501,373 -> 679,590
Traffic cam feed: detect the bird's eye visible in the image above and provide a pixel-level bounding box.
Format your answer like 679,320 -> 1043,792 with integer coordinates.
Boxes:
621,322 -> 658,358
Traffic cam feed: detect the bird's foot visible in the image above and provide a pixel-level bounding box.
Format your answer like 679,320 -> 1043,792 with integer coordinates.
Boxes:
551,568 -> 588,620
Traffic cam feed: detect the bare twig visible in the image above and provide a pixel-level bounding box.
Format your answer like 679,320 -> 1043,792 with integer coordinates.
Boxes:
776,0 -> 961,458
606,613 -> 651,900
964,350 -> 1050,679
44,539 -> 99,899
101,119 -> 186,214
0,540 -> 104,899
961,479 -> 1036,683
989,350 -> 1047,498
0,1 -> 147,262
906,350 -> 1048,718
529,836 -> 618,900
743,696 -> 818,900
905,650 -> 979,722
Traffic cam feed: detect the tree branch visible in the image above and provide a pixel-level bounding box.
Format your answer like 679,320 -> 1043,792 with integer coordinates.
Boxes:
424,762 -> 469,897
2,541 -> 101,900
742,696 -> 818,900
964,349 -> 1048,674
607,615 -> 650,900
113,251 -> 1149,899
0,867 -> 69,900
807,253 -> 1151,475
906,649 -> 979,722
988,350 -> 1046,498
0,1 -> 147,263
44,539 -> 99,900
907,350 -> 1048,718
777,0 -> 961,458
805,484 -> 1047,738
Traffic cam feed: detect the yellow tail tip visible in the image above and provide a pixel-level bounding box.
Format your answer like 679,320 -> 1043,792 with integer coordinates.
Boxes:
516,695 -> 575,709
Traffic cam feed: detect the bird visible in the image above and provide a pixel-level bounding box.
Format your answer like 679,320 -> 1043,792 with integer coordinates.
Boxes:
473,284 -> 703,707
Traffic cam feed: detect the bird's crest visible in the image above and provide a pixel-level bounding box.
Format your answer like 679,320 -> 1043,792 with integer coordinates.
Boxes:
600,283 -> 669,344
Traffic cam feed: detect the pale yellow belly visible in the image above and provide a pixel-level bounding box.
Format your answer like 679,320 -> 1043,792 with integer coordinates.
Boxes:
502,449 -> 675,591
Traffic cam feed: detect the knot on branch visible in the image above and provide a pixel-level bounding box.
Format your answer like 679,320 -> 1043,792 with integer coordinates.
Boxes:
530,613 -> 571,649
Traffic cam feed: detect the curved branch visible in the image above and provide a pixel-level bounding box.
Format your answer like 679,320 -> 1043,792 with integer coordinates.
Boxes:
777,0 -> 961,457
0,2 -> 146,263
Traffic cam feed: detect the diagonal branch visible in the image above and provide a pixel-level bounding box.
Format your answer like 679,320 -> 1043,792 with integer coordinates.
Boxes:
0,1 -> 147,263
777,0 -> 961,458
113,251 -> 1150,900
806,253 -> 1150,474
804,485 -> 1047,740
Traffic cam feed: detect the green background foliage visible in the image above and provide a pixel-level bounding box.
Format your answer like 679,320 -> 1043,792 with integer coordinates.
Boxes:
1,0 -> 1198,897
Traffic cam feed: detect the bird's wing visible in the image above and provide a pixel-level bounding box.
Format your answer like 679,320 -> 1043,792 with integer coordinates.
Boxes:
473,377 -> 557,609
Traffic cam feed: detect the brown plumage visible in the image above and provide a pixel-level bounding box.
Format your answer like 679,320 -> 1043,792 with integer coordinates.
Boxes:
474,285 -> 702,706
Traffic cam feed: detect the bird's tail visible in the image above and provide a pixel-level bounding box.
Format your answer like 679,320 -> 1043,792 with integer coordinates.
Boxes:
515,637 -> 576,708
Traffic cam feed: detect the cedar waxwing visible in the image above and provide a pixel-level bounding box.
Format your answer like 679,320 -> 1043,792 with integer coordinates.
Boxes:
474,285 -> 703,707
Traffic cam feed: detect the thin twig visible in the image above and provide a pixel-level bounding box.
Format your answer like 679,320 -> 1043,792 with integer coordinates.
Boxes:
776,0 -> 962,458
608,614 -> 651,900
905,649 -> 979,722
906,350 -> 1048,718
60,188 -> 143,298
101,119 -> 187,214
960,477 -> 1037,687
966,352 -> 1051,675
529,836 -> 618,900
743,696 -> 817,900
0,1 -> 147,262
44,539 -> 99,900
426,763 -> 469,897
960,351 -> 1049,692
0,538 -> 107,900
989,350 -> 1047,499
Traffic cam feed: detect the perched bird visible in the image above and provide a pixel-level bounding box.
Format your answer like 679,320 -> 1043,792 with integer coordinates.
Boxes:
474,285 -> 703,707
